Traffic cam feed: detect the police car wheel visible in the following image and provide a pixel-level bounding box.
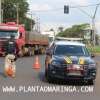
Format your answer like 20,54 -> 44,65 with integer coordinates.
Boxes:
47,75 -> 52,83
45,69 -> 47,78
84,80 -> 94,85
45,70 -> 52,83
88,80 -> 94,85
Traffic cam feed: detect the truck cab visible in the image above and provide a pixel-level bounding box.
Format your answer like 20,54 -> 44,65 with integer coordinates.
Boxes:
0,22 -> 25,56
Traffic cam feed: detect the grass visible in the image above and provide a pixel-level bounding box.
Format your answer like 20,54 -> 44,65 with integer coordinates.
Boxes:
87,46 -> 100,53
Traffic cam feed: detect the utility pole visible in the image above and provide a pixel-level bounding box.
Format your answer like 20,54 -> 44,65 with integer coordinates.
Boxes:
50,29 -> 56,41
16,3 -> 19,24
92,18 -> 95,46
1,8 -> 3,23
74,3 -> 100,46
27,12 -> 33,31
30,12 -> 33,31
0,0 -> 1,23
36,17 -> 39,32
92,4 -> 100,46
38,17 -> 40,33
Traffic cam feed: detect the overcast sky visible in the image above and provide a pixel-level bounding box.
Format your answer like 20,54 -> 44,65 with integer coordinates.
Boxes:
28,0 -> 100,34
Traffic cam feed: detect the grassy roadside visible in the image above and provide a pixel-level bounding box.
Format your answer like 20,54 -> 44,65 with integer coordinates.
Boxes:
87,46 -> 100,54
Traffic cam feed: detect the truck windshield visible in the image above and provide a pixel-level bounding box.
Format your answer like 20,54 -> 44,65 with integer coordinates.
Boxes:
0,30 -> 19,38
54,45 -> 90,56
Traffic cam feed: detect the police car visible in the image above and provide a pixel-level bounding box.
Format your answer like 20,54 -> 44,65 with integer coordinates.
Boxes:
45,41 -> 97,84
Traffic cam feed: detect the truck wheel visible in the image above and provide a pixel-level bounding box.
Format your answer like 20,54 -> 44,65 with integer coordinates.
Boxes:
28,51 -> 31,56
18,51 -> 24,57
31,49 -> 34,56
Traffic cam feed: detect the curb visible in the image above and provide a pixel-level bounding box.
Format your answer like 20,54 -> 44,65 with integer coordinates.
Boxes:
94,53 -> 100,56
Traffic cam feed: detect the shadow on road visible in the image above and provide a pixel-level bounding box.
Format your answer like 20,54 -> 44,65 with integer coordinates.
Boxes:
38,71 -> 94,86
0,71 -> 7,78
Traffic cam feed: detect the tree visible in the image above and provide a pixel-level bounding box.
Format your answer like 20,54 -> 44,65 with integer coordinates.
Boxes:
57,23 -> 89,38
24,17 -> 35,31
2,0 -> 35,31
2,0 -> 28,22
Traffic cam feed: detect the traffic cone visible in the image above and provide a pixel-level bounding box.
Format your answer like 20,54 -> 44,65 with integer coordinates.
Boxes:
33,56 -> 40,69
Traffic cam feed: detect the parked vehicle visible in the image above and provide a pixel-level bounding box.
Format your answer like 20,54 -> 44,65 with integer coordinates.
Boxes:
25,31 -> 48,55
0,22 -> 49,56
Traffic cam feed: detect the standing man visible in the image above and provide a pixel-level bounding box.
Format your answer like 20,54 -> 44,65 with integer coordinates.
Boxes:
4,35 -> 19,77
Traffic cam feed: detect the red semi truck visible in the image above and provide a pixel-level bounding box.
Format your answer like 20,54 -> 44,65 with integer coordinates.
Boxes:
0,22 -> 49,56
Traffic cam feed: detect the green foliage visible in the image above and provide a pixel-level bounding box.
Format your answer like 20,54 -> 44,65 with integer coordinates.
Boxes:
24,17 -> 35,31
2,0 -> 35,31
88,46 -> 100,53
58,23 -> 89,38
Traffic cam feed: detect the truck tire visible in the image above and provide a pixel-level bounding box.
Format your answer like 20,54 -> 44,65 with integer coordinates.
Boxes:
18,50 -> 24,57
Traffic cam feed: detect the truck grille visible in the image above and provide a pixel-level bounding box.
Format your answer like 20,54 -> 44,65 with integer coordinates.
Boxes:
0,42 -> 3,47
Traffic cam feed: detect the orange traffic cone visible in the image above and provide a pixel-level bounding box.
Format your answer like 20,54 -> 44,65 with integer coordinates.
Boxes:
33,56 -> 40,69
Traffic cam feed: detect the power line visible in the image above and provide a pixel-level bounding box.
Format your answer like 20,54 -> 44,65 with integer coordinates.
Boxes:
31,3 -> 100,13
93,3 -> 100,18
76,7 -> 93,18
32,8 -> 63,13
70,3 -> 100,8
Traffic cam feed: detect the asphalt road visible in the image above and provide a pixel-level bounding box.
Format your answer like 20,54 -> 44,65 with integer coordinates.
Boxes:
0,55 -> 100,100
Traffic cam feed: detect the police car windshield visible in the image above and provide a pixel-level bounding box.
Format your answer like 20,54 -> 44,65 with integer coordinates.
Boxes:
54,45 -> 90,56
0,30 -> 18,38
